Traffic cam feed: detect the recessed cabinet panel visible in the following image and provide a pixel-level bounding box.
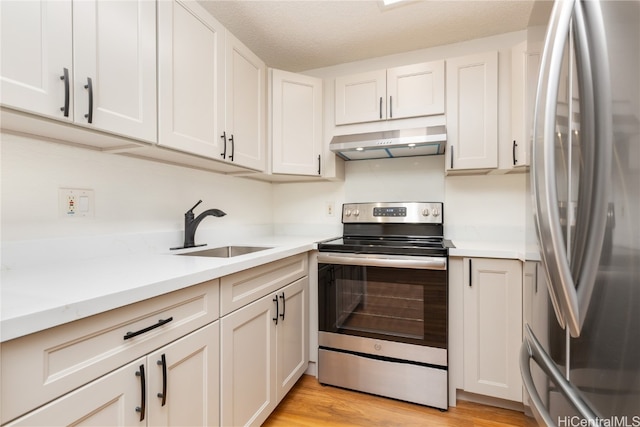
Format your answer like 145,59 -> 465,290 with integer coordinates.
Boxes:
335,70 -> 386,125
73,0 -> 157,142
463,257 -> 522,402
158,0 -> 224,158
272,69 -> 323,176
0,1 -> 72,120
446,51 -> 499,171
387,61 -> 445,119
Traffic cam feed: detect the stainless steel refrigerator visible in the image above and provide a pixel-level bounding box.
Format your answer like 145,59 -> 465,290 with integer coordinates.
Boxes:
521,0 -> 640,426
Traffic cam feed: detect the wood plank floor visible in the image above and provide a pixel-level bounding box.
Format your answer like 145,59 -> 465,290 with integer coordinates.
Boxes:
263,375 -> 538,427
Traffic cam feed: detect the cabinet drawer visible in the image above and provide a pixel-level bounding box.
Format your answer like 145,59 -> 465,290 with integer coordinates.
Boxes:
0,280 -> 219,424
220,254 -> 308,316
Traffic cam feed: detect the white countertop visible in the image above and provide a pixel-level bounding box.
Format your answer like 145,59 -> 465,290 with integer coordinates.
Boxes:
1,235 -> 332,343
448,240 -> 526,260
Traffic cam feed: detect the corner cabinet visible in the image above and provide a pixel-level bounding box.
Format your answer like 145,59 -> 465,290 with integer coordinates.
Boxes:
445,51 -> 499,172
462,257 -> 523,402
157,0 -> 225,159
1,0 -> 157,142
220,254 -> 309,426
270,69 -> 323,176
223,32 -> 267,171
334,60 -> 445,125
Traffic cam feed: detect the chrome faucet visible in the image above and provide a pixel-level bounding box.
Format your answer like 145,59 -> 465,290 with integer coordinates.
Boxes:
173,200 -> 226,250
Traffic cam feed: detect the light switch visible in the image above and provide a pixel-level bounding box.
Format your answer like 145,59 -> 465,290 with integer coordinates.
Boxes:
59,188 -> 94,218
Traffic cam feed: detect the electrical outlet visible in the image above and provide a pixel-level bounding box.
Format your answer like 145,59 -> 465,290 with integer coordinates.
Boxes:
59,188 -> 94,218
326,201 -> 335,217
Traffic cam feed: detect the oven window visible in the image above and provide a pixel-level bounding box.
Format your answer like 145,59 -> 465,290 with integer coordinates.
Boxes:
319,264 -> 447,348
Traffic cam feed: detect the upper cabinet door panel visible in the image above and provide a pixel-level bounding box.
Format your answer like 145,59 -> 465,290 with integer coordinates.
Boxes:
0,0 -> 72,120
446,51 -> 499,171
225,33 -> 266,171
335,70 -> 386,125
271,69 -> 323,176
387,61 -> 445,120
73,0 -> 157,142
157,0 -> 225,158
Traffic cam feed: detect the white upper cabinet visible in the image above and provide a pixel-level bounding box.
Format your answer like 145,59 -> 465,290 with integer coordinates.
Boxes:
223,32 -> 266,171
508,41 -> 541,170
157,0 -> 225,158
446,51 -> 499,172
0,0 -> 157,143
271,69 -> 323,176
73,0 -> 157,142
335,60 -> 444,125
0,1 -> 72,121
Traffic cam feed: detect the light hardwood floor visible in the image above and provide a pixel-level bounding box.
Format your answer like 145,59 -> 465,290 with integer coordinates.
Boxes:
263,375 -> 538,427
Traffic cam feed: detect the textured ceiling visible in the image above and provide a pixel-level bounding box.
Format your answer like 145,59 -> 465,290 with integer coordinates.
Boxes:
198,0 -> 550,72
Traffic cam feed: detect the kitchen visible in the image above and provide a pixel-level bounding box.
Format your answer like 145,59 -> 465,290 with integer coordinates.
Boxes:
1,1 -> 638,426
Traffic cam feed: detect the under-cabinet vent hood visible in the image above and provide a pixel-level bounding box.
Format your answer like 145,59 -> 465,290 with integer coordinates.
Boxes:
329,126 -> 447,160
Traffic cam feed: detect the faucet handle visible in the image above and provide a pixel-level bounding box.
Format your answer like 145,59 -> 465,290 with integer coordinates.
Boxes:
186,200 -> 203,215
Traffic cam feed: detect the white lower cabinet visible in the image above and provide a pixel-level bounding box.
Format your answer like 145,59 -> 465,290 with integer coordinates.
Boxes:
462,257 -> 523,402
221,276 -> 309,427
6,322 -> 219,426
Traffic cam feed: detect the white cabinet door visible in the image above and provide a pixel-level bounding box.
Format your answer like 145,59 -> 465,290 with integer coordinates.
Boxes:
157,0 -> 225,158
220,295 -> 277,427
0,0 -> 72,121
72,0 -> 156,142
463,257 -> 523,402
271,69 -> 323,176
147,321 -> 219,427
387,61 -> 445,120
276,277 -> 309,400
224,32 -> 266,171
71,0 -> 156,141
508,42 -> 540,170
6,358 -> 144,426
335,69 -> 386,125
446,51 -> 499,171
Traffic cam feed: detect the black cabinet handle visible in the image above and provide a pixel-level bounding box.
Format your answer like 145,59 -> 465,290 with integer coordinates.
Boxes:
157,354 -> 167,407
389,95 -> 393,118
513,140 -> 518,165
83,77 -> 93,123
272,295 -> 279,325
450,145 -> 454,169
279,292 -> 286,320
469,259 -> 473,287
317,154 -> 321,175
229,134 -> 235,161
220,132 -> 227,159
135,364 -> 146,421
379,97 -> 382,119
60,68 -> 69,117
124,317 -> 173,340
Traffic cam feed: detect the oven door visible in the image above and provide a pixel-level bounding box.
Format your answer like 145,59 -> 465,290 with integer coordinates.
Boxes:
317,252 -> 447,349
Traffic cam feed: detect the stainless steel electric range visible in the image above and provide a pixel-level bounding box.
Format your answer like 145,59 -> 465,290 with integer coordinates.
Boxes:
316,202 -> 451,410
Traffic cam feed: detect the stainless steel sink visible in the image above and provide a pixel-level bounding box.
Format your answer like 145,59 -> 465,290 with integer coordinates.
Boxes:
176,245 -> 272,258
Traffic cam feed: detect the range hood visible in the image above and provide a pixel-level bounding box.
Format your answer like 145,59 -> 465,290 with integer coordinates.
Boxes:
329,126 -> 447,161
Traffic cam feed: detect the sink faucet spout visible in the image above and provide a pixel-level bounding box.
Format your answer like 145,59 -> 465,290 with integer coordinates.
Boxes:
173,200 -> 227,250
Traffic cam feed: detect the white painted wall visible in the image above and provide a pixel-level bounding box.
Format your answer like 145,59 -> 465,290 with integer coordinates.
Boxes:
1,132 -> 274,267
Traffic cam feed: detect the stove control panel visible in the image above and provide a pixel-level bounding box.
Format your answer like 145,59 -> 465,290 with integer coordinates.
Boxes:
342,202 -> 443,224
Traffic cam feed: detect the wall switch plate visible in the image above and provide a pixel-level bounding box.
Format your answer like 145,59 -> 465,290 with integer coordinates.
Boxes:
325,201 -> 335,217
59,188 -> 94,218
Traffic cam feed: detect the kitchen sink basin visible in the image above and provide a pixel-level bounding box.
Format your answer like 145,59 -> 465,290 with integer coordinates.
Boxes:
176,245 -> 273,258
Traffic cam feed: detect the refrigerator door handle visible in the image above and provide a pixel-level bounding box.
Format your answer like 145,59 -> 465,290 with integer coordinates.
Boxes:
521,324 -> 599,424
532,0 -> 575,331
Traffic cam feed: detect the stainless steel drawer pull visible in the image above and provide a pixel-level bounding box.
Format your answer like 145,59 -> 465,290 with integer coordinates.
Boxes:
124,317 -> 173,340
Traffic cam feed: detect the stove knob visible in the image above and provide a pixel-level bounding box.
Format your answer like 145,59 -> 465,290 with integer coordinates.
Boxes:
422,208 -> 430,216
345,209 -> 352,217
432,208 -> 440,217
354,209 -> 360,217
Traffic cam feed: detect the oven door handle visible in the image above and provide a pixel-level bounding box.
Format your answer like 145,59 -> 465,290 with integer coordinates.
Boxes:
317,253 -> 447,270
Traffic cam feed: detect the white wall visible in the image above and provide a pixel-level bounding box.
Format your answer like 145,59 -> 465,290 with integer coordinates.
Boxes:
1,132 -> 274,267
